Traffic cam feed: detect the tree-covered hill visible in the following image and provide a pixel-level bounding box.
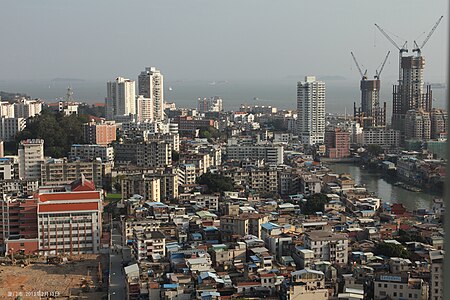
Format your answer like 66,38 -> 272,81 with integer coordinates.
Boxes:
15,109 -> 89,158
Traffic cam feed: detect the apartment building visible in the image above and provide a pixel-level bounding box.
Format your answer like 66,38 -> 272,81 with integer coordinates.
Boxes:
374,273 -> 429,300
304,230 -> 348,265
41,158 -> 103,188
220,213 -> 270,242
82,120 -> 116,145
226,143 -> 284,165
282,269 -> 329,300
37,178 -> 103,255
362,129 -> 401,147
223,167 -> 278,195
136,141 -> 172,168
133,230 -> 166,261
69,144 -> 114,163
121,174 -> 161,202
18,139 -> 44,181
0,117 -> 26,142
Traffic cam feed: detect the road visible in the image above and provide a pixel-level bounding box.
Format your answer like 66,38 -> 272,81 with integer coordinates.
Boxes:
109,226 -> 126,300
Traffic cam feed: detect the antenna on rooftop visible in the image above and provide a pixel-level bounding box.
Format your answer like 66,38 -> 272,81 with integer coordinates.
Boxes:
66,85 -> 74,102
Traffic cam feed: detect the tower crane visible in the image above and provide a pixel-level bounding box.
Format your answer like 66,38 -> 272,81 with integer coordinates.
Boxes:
413,16 -> 444,55
350,52 -> 367,80
375,51 -> 390,79
374,23 -> 408,83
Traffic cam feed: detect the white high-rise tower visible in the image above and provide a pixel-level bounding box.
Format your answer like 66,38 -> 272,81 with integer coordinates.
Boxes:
138,67 -> 164,121
297,76 -> 326,145
106,77 -> 136,119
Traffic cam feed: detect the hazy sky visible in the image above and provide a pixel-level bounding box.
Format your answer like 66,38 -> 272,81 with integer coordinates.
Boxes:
1,0 -> 448,83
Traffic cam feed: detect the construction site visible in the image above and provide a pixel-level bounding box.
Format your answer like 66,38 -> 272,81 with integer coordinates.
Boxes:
0,254 -> 108,300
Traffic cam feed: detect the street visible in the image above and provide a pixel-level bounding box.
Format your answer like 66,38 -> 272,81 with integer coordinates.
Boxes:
109,226 -> 126,300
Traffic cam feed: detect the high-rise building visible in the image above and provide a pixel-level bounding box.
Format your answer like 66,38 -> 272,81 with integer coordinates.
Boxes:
354,79 -> 386,128
405,109 -> 431,141
0,117 -> 26,142
325,128 -> 350,158
392,56 -> 432,134
138,67 -> 164,121
82,119 -> 116,145
136,141 -> 172,168
14,99 -> 42,119
297,76 -> 325,145
136,95 -> 154,122
18,139 -> 45,181
430,108 -> 448,139
197,96 -> 223,112
106,77 -> 136,119
0,102 -> 14,118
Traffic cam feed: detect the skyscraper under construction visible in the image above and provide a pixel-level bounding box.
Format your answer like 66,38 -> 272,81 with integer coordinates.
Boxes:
392,55 -> 433,134
354,76 -> 387,129
352,51 -> 388,129
375,16 -> 443,138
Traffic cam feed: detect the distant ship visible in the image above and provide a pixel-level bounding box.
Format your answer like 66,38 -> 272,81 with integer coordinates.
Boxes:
168,86 -> 173,91
253,97 -> 260,101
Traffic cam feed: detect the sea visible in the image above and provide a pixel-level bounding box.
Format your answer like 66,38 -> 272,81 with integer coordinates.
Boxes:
0,79 -> 447,114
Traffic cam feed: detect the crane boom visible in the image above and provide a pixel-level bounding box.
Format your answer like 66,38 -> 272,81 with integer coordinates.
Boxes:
351,52 -> 366,79
375,51 -> 390,79
374,23 -> 408,83
413,16 -> 444,53
374,23 -> 401,50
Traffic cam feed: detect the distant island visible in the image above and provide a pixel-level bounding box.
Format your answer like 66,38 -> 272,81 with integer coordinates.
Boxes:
0,91 -> 29,101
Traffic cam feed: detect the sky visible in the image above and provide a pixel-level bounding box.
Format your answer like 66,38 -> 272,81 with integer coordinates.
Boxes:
0,0 -> 448,84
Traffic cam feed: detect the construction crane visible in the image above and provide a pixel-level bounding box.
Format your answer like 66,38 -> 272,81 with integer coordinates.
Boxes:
350,52 -> 367,80
374,23 -> 408,83
375,51 -> 391,79
413,16 -> 444,55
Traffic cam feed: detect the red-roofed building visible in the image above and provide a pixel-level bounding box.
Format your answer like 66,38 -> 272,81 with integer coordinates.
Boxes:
1,178 -> 103,255
391,203 -> 407,215
36,178 -> 103,255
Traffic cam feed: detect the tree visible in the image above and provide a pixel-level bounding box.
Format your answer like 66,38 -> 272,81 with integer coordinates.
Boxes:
199,126 -> 222,140
15,110 -> 88,158
396,229 -> 427,244
374,242 -> 410,258
300,193 -> 328,215
366,144 -> 383,156
172,150 -> 180,162
197,173 -> 235,193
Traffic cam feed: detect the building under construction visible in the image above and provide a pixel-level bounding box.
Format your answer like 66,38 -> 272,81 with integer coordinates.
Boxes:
353,77 -> 387,129
352,51 -> 388,129
376,16 -> 443,137
392,56 -> 433,134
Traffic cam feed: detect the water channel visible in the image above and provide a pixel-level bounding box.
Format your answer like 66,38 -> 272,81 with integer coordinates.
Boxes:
327,163 -> 438,211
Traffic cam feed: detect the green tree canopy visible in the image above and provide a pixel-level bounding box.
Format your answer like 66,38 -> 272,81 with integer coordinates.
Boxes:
16,109 -> 89,158
374,242 -> 411,258
300,193 -> 328,215
197,172 -> 235,193
366,144 -> 384,156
